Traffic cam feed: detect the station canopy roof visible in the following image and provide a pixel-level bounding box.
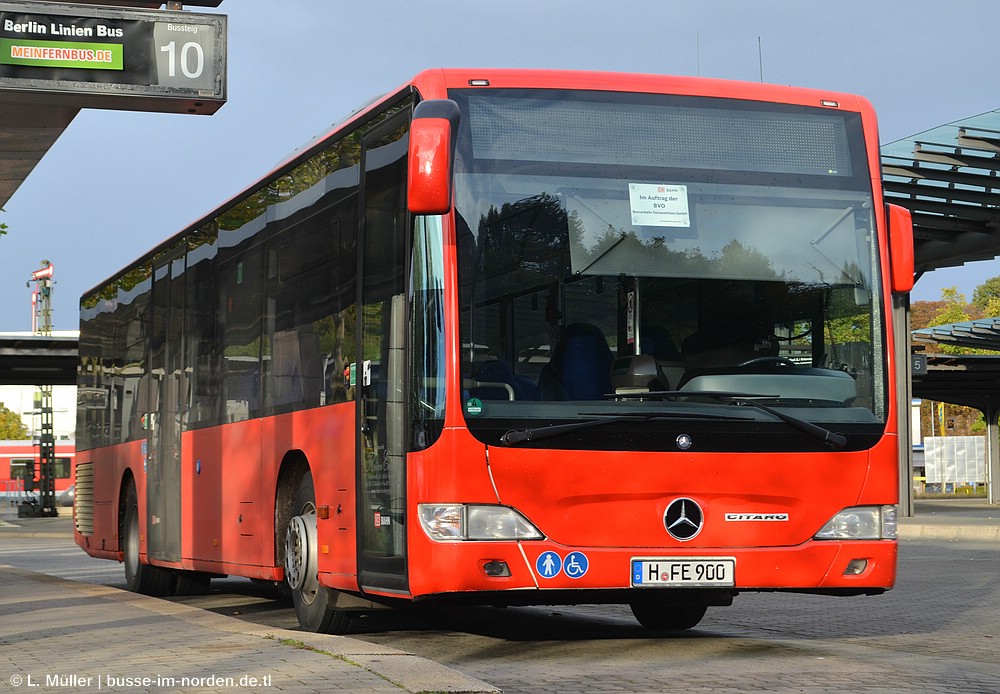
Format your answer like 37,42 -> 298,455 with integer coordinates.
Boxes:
913,317 -> 1000,353
883,109 -> 1000,277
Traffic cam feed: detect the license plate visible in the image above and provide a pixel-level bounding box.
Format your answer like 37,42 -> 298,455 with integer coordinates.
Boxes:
631,557 -> 736,587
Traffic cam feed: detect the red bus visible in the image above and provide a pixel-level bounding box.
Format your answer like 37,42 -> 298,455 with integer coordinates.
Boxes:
75,69 -> 914,633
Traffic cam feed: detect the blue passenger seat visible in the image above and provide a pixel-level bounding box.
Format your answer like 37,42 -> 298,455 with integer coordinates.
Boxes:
537,323 -> 614,400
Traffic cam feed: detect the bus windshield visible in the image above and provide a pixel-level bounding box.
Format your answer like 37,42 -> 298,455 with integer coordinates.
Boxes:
451,88 -> 885,452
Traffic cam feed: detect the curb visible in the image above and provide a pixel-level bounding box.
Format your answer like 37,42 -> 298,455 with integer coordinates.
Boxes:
0,519 -> 72,539
897,524 -> 1000,542
0,530 -> 71,538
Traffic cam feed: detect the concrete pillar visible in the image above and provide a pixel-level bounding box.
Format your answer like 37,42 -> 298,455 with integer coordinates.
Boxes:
986,401 -> 1000,505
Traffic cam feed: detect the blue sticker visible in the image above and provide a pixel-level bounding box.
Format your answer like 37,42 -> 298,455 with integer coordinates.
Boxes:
536,551 -> 562,578
564,551 -> 589,579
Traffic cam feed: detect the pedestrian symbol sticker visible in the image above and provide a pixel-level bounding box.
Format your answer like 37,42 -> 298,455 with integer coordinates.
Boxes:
564,551 -> 589,579
536,551 -> 590,579
536,551 -> 562,578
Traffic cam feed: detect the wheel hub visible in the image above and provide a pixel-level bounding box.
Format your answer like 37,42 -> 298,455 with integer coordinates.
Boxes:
284,512 -> 317,593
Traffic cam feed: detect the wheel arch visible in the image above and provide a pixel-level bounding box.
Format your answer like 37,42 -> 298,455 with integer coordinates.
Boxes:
274,449 -> 310,569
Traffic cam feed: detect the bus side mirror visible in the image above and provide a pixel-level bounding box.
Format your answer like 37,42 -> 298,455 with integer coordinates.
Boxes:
887,203 -> 914,294
407,99 -> 461,215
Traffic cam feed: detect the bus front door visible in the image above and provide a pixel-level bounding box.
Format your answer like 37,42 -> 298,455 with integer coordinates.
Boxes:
357,106 -> 411,593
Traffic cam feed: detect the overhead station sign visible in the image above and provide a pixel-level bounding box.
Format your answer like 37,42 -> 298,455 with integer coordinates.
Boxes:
0,1 -> 225,114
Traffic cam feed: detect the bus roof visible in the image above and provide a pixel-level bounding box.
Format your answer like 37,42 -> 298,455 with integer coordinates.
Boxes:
411,68 -> 871,110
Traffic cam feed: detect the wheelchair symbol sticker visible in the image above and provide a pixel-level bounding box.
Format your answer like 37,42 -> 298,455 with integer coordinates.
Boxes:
536,551 -> 562,578
564,551 -> 589,579
536,551 -> 588,579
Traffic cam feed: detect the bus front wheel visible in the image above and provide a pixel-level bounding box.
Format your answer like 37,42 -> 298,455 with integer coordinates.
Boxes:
629,600 -> 708,630
285,472 -> 353,634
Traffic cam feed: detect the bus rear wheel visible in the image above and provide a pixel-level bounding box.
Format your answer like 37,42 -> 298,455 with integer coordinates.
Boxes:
285,472 -> 354,634
629,600 -> 708,630
122,483 -> 175,597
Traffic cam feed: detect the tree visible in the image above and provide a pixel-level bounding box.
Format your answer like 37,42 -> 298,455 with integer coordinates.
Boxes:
911,287 -> 983,332
972,275 -> 1000,316
916,287 -> 993,356
910,300 -> 947,331
931,287 -> 972,326
0,405 -> 28,439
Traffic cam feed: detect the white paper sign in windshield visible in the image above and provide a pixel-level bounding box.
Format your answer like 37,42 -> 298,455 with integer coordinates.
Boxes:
629,183 -> 690,227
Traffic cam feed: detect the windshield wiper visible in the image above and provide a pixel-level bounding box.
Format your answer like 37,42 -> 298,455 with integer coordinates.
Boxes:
500,410 -> 740,447
501,417 -> 623,446
663,390 -> 848,449
740,398 -> 847,449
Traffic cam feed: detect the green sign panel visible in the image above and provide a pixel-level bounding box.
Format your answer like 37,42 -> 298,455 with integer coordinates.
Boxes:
0,2 -> 226,115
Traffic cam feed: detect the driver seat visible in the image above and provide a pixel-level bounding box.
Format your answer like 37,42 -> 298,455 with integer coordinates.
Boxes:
537,323 -> 614,400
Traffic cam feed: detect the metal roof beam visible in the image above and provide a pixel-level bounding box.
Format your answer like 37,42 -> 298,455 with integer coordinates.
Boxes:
957,129 -> 1000,153
884,196 -> 1000,222
906,210 -> 989,234
884,181 -> 1000,208
909,224 -> 966,242
883,163 -> 927,180
883,158 -> 1000,190
914,143 -> 1000,171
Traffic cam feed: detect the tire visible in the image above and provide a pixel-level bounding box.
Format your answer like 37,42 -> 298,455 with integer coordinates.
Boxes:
629,601 -> 708,630
285,472 -> 354,634
122,483 -> 175,597
172,570 -> 212,596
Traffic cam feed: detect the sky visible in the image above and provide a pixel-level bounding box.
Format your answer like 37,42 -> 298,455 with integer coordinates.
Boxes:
1,0 -> 998,332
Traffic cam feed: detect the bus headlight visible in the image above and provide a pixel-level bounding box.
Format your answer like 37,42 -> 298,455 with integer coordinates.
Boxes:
418,504 -> 543,541
814,505 -> 897,540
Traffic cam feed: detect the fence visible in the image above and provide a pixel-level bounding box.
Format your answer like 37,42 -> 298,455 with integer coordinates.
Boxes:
0,479 -> 26,520
921,436 -> 986,495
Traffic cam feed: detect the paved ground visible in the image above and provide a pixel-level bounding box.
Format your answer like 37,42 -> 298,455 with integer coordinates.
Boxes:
0,499 -> 996,693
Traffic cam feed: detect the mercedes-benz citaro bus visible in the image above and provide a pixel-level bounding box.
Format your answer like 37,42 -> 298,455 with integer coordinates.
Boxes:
75,68 -> 914,634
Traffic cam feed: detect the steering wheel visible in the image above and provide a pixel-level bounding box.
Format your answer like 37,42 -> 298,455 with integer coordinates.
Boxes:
738,356 -> 797,368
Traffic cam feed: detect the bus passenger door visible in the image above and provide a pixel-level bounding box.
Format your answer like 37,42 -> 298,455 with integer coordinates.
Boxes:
147,253 -> 185,563
358,107 -> 411,592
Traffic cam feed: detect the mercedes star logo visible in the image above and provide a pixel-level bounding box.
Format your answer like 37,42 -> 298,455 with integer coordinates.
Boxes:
663,498 -> 704,541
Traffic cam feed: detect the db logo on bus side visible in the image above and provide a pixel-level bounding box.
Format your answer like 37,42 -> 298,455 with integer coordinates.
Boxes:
536,551 -> 589,579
